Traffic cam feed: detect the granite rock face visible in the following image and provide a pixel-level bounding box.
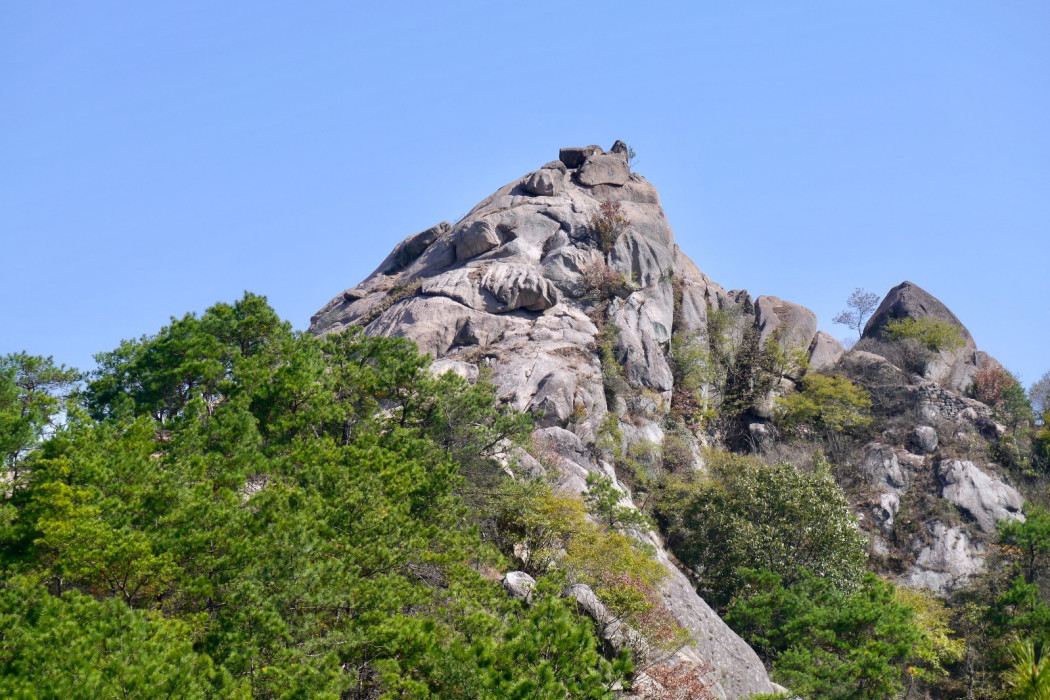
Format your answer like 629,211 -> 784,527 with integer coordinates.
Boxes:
906,522 -> 988,594
938,460 -> 1024,534
311,142 -> 798,698
311,144 -> 1025,695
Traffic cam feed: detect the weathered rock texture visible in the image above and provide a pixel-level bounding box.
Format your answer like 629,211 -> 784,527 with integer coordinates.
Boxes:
312,144 -> 1024,693
835,282 -> 1021,593
311,143 -> 785,698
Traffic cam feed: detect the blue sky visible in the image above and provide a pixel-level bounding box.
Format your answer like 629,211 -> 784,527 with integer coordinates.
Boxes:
3,2 -> 1048,386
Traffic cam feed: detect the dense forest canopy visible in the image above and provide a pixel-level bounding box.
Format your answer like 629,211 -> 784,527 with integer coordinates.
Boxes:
2,292 -> 1049,699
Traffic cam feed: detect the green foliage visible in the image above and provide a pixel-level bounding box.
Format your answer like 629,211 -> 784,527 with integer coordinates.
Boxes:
595,411 -> 625,461
1031,371 -> 1050,417
0,293 -> 625,698
584,472 -> 652,533
596,322 -> 633,408
883,316 -> 966,352
894,586 -> 965,685
0,352 -> 79,489
774,373 -> 872,437
726,569 -> 922,699
994,507 -> 1050,638
1005,637 -> 1050,700
672,451 -> 867,608
0,575 -> 225,698
669,329 -> 717,399
1038,415 -> 1050,468
670,307 -> 808,445
376,576 -> 629,699
491,479 -> 680,655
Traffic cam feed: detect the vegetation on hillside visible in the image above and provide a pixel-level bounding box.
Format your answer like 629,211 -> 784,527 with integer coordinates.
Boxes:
0,294 -> 647,698
4,284 -> 1050,699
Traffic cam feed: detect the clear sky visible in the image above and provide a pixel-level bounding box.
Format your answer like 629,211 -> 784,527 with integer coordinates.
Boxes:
3,2 -> 1048,387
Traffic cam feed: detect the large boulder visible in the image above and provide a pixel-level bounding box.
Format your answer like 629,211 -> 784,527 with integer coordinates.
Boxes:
521,169 -> 559,197
862,281 -> 975,349
502,571 -> 537,602
755,295 -> 817,352
859,281 -> 990,393
453,219 -> 503,260
577,151 -> 630,187
807,331 -> 845,371
559,145 -> 603,169
861,443 -> 910,492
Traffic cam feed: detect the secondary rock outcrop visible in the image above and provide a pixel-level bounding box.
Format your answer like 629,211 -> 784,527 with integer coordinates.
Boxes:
837,282 -> 1022,593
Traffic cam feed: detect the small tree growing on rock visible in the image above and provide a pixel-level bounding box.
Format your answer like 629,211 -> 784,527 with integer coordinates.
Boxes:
833,288 -> 880,339
589,199 -> 630,254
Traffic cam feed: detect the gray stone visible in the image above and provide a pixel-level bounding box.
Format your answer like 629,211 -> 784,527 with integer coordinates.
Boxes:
429,359 -> 479,385
938,460 -> 1024,533
837,349 -> 911,386
755,295 -> 818,355
876,492 -> 900,534
482,263 -> 559,312
863,280 -> 976,350
567,583 -> 650,662
860,281 -> 991,394
915,425 -> 938,453
905,522 -> 987,594
577,152 -> 630,187
609,139 -> 630,155
808,331 -> 845,371
541,159 -> 568,173
502,571 -> 536,602
376,222 -> 449,274
976,417 -> 1007,440
453,220 -> 502,260
559,145 -> 602,169
649,544 -> 775,698
861,443 -> 909,491
521,169 -> 557,197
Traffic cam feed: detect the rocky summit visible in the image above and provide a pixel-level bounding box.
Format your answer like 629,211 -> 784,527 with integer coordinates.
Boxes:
312,142 -> 1029,698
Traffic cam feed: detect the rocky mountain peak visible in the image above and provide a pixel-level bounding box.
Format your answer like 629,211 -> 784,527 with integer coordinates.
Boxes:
311,143 -> 786,697
311,144 -> 1027,698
